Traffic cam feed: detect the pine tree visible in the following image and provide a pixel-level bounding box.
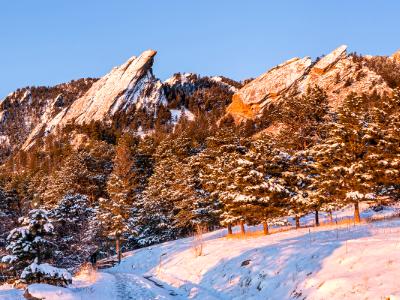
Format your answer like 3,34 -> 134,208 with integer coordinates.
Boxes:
136,137 -> 196,245
0,209 -> 71,285
199,127 -> 246,234
189,153 -> 221,229
224,137 -> 289,234
0,188 -> 23,244
367,91 -> 400,200
277,87 -> 330,150
42,151 -> 98,207
97,134 -> 135,259
51,193 -> 97,269
311,93 -> 381,222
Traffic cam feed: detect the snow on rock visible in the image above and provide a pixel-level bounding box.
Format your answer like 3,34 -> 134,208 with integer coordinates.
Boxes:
61,49 -> 165,125
210,76 -> 239,92
0,135 -> 9,146
170,108 -> 195,124
164,73 -> 197,86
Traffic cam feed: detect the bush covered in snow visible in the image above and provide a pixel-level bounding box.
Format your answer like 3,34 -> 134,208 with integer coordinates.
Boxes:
20,259 -> 72,287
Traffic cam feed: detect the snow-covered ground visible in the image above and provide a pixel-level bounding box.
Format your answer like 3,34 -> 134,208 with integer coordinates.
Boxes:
1,204 -> 400,300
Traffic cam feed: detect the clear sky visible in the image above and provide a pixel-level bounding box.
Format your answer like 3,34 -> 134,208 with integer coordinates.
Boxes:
1,0 -> 400,98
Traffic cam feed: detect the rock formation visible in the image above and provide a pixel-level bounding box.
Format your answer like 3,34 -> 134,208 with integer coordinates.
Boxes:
22,50 -> 166,149
393,49 -> 400,63
227,45 -> 392,122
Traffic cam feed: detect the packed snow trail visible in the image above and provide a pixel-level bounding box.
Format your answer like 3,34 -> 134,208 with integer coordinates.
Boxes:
112,273 -> 172,300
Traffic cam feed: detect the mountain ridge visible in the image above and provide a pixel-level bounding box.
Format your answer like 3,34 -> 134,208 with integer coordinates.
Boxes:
1,45 -> 399,161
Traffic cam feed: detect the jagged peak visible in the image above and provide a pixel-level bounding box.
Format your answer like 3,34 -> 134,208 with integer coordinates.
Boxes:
21,49 -> 164,149
392,49 -> 400,63
312,45 -> 347,74
226,44 -> 393,123
164,73 -> 198,86
236,56 -> 312,104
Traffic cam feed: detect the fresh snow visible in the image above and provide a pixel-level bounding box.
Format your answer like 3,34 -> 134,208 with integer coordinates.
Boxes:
1,204 -> 400,300
170,108 -> 195,124
0,135 -> 9,146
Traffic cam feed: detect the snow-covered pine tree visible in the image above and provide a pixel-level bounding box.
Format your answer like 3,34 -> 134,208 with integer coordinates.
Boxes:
199,127 -> 246,234
189,153 -> 221,230
42,151 -> 98,208
123,136 -> 156,248
228,137 -> 289,234
366,91 -> 400,200
311,93 -> 381,222
1,209 -> 71,285
97,134 -> 135,258
284,149 -> 325,227
51,193 -> 97,270
0,188 -> 22,245
276,87 -> 330,150
136,136 -> 198,245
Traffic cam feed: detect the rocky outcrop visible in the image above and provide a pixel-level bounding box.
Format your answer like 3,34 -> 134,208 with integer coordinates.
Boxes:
23,50 -> 166,149
311,45 -> 347,75
393,49 -> 400,63
227,45 -> 392,122
62,49 -> 164,125
0,79 -> 96,161
227,57 -> 312,121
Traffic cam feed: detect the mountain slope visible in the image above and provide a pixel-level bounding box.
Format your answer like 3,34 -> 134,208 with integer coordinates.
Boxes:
1,204 -> 399,300
0,79 -> 97,161
22,50 -> 167,149
227,45 -> 392,123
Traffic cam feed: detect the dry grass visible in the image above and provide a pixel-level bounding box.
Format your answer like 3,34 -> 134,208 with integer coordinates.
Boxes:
75,262 -> 98,283
226,213 -> 400,239
226,225 -> 293,239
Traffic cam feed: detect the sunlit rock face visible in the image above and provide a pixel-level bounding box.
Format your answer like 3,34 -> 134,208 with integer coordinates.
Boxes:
23,50 -> 166,149
393,49 -> 400,63
227,57 -> 312,122
227,45 -> 392,123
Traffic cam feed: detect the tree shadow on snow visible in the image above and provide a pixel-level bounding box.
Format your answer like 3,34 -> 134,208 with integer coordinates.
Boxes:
188,224 -> 375,300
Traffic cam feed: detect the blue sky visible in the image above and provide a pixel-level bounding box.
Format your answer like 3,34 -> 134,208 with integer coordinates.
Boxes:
1,0 -> 399,98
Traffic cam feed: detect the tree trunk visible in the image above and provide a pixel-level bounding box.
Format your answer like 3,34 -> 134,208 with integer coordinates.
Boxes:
354,202 -> 361,223
240,220 -> 246,234
329,211 -> 333,223
116,232 -> 121,264
263,222 -> 269,235
315,210 -> 320,227
295,216 -> 300,229
227,223 -> 232,235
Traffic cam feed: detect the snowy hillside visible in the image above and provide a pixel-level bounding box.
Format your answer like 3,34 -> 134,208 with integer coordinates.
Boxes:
1,205 -> 400,300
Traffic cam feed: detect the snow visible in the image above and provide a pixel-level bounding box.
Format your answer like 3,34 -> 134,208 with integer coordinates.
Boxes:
0,135 -> 9,146
164,73 -> 195,86
0,284 -> 23,300
21,261 -> 72,281
170,108 -> 195,124
2,204 -> 400,299
209,76 -> 238,92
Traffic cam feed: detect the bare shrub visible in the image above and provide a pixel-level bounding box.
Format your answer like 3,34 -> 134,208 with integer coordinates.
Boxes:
75,262 -> 97,283
192,224 -> 207,257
